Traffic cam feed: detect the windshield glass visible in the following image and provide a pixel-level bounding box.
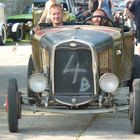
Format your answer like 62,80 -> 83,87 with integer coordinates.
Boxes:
22,6 -> 32,14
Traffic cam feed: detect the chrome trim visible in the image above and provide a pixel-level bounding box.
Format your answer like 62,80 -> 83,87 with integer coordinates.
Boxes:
51,39 -> 98,106
42,48 -> 49,75
55,97 -> 94,107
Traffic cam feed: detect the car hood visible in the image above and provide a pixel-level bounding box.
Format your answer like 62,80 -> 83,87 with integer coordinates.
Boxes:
8,14 -> 32,20
34,25 -> 122,51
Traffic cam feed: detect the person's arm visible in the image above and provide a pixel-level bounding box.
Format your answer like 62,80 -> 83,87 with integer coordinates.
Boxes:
38,2 -> 48,24
98,0 -> 103,9
128,10 -> 135,20
110,0 -> 114,8
123,1 -> 129,16
33,2 -> 48,32
128,1 -> 135,20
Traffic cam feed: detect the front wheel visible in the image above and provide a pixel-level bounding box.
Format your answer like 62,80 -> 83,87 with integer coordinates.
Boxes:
12,25 -> 23,41
131,79 -> 140,134
7,78 -> 21,132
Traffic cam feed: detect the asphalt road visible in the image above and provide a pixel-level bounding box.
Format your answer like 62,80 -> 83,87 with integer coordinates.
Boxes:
0,43 -> 140,140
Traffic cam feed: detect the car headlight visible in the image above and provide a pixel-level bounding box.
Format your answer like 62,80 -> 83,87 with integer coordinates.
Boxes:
99,73 -> 119,93
28,73 -> 47,93
27,21 -> 32,27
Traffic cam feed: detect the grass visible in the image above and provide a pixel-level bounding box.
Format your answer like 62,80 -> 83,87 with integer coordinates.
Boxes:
5,38 -> 30,45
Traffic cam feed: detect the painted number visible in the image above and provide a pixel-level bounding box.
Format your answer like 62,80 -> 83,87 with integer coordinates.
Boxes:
63,54 -> 90,92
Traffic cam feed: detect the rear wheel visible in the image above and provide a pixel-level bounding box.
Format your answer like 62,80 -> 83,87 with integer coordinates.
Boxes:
27,55 -> 36,104
7,78 -> 21,132
12,25 -> 23,41
0,25 -> 6,45
131,79 -> 140,134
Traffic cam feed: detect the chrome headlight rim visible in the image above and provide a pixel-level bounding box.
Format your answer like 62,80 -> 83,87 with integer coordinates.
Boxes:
99,73 -> 119,93
28,73 -> 47,93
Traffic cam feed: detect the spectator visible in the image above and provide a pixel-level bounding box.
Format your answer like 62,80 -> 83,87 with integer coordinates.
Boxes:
124,0 -> 135,31
128,0 -> 140,46
88,0 -> 99,13
60,1 -> 68,11
78,0 -> 99,21
98,0 -> 113,19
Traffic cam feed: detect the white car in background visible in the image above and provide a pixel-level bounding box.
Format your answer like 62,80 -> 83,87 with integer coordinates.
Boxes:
0,3 -> 7,45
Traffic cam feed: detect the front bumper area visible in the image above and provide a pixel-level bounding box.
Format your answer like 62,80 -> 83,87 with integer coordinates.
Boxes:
22,104 -> 129,114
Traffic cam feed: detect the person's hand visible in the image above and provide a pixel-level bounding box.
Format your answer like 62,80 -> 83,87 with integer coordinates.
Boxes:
33,24 -> 40,32
83,11 -> 88,16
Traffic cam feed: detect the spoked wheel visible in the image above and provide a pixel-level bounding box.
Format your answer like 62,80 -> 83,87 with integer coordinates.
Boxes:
27,55 -> 36,104
7,78 -> 21,132
131,79 -> 140,134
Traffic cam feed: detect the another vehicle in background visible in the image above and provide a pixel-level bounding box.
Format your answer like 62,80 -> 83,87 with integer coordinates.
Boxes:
6,5 -> 32,41
0,3 -> 7,45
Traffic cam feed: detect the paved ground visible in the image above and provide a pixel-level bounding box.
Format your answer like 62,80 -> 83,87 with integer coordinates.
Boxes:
0,43 -> 31,108
0,43 -> 31,92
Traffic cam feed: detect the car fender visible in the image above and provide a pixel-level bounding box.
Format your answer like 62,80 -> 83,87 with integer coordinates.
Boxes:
11,23 -> 23,32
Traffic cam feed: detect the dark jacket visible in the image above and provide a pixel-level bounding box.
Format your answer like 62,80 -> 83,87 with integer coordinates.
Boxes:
129,0 -> 140,27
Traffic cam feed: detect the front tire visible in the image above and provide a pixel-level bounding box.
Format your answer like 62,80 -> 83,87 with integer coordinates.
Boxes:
131,79 -> 140,134
128,55 -> 140,91
7,78 -> 21,132
12,25 -> 23,41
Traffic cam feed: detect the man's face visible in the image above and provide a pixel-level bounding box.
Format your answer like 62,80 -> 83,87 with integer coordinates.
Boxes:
50,6 -> 63,25
91,10 -> 107,26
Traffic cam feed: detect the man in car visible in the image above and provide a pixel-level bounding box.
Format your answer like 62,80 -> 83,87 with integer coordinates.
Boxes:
34,4 -> 64,31
38,0 -> 57,24
91,9 -> 113,26
49,4 -> 64,27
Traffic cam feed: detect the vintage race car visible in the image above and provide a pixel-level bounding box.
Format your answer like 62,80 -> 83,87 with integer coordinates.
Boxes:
6,15 -> 140,134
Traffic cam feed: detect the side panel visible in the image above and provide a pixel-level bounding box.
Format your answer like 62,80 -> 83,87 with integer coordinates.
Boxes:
98,49 -> 111,76
98,32 -> 134,83
112,33 -> 134,83
31,38 -> 43,72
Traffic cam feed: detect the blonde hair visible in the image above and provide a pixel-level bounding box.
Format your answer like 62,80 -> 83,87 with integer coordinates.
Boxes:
50,4 -> 63,12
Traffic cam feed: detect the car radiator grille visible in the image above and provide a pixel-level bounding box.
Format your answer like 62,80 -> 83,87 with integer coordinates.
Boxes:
54,47 -> 94,97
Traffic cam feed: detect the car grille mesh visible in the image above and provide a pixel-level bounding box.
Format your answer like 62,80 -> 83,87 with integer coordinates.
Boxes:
54,47 -> 94,96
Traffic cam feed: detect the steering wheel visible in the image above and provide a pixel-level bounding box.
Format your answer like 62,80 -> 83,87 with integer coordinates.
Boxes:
83,15 -> 115,27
